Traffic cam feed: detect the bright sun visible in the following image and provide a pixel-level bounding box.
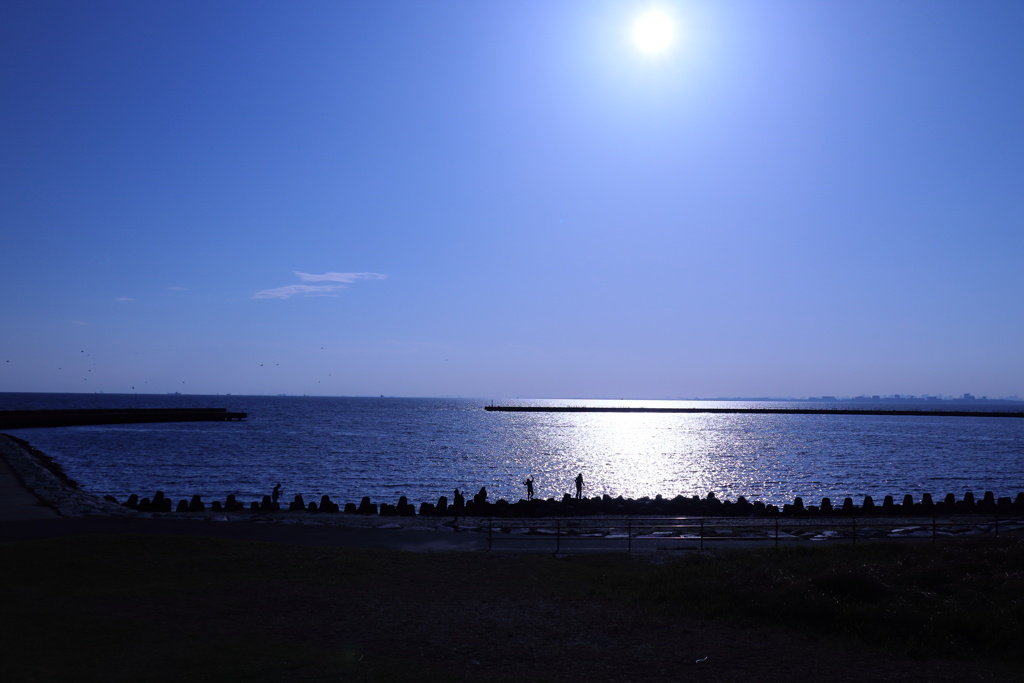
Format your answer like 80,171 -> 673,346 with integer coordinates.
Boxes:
631,10 -> 675,53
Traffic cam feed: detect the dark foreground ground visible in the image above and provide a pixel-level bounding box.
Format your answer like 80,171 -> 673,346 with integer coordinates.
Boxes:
2,532 -> 1021,682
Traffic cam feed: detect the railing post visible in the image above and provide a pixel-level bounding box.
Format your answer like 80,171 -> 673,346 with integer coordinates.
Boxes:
852,518 -> 857,544
700,518 -> 705,551
556,519 -> 561,554
628,519 -> 632,553
932,516 -> 937,543
774,517 -> 779,549
488,520 -> 493,551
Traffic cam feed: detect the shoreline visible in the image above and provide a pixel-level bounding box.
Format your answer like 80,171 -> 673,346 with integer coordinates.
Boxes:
3,433 -> 1021,547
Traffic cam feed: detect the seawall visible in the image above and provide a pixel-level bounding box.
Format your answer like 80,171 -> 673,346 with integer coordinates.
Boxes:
485,406 -> 1024,418
113,487 -> 1024,520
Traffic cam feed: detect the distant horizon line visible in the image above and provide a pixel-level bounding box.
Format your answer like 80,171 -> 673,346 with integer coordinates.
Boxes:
1,391 -> 1021,403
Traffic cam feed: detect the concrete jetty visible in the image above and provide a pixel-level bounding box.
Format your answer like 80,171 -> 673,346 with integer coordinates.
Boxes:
484,406 -> 1024,418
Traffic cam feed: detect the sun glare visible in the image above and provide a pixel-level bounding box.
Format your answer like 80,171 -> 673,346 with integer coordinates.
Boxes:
632,10 -> 675,54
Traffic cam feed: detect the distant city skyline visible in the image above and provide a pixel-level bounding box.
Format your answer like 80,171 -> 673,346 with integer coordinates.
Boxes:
2,1 -> 1021,399
792,394 -> 1022,402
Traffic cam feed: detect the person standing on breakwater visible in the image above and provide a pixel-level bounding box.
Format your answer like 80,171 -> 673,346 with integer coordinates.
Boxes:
524,476 -> 534,500
453,488 -> 465,517
575,473 -> 583,500
272,483 -> 282,504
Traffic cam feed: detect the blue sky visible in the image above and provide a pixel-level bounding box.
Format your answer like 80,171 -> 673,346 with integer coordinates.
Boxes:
2,0 -> 1022,399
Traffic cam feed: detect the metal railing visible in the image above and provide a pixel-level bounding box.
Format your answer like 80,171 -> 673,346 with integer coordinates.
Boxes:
483,516 -> 1020,553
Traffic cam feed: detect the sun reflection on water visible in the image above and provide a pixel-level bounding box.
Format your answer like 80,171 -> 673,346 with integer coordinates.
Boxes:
504,412 -> 748,502
494,408 -> 875,506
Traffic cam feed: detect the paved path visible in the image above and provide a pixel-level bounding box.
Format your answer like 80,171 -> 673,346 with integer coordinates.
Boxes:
1,515 -> 489,551
0,443 -> 59,521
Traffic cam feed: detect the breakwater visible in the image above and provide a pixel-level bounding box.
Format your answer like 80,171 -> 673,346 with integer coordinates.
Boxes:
111,488 -> 1024,519
0,408 -> 247,429
485,406 -> 1024,418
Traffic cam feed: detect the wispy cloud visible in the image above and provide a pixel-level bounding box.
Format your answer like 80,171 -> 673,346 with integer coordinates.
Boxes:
253,284 -> 344,299
295,271 -> 387,284
254,271 -> 387,299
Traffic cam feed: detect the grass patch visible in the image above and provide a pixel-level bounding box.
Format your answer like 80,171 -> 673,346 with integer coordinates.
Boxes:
2,534 -> 1020,681
577,538 -> 1024,660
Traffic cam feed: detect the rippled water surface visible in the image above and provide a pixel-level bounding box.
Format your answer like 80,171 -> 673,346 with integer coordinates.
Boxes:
3,394 -> 1022,507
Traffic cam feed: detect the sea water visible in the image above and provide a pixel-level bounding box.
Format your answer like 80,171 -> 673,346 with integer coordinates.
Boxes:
1,393 -> 1021,509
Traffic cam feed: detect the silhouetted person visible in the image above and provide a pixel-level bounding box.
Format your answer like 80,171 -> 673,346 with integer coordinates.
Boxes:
272,483 -> 282,504
475,486 -> 488,505
524,476 -> 534,500
453,488 -> 465,517
575,473 -> 583,500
